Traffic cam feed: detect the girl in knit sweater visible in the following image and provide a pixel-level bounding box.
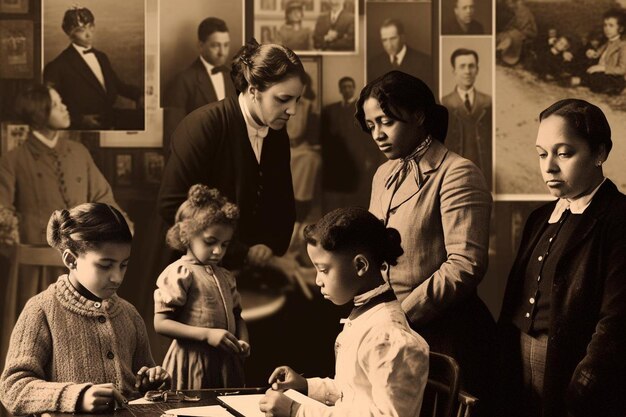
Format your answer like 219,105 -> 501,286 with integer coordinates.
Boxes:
0,203 -> 169,415
154,184 -> 250,389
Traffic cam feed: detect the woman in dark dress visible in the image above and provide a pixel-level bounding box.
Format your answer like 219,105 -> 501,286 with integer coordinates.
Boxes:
498,99 -> 626,417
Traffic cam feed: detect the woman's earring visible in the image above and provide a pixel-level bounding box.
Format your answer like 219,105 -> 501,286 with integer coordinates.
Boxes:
596,160 -> 603,167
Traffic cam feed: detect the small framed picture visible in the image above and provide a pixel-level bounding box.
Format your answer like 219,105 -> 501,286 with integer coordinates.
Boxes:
114,153 -> 133,186
1,122 -> 28,155
0,0 -> 29,14
0,20 -> 34,79
143,151 -> 164,184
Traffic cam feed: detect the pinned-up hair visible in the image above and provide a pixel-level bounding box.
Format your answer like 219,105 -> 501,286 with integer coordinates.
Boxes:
355,70 -> 448,143
47,203 -> 132,254
539,98 -> 612,156
62,7 -> 95,35
230,38 -> 306,93
303,207 -> 404,268
166,184 -> 239,251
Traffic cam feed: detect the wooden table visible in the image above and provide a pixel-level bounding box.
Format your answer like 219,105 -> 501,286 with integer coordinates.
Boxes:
42,388 -> 266,417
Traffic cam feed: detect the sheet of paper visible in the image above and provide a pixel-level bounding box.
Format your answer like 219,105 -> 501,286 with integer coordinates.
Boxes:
217,390 -> 329,417
217,394 -> 264,417
128,397 -> 155,405
164,405 -> 234,417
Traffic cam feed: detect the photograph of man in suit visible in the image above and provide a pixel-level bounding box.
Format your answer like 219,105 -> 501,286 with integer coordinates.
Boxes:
368,18 -> 432,87
43,7 -> 143,130
163,17 -> 236,150
321,76 -> 384,211
312,0 -> 355,51
442,0 -> 485,35
441,48 -> 492,185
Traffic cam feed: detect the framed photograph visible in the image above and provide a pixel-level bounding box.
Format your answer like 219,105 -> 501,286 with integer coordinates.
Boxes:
43,0 -> 146,131
0,20 -> 33,79
365,1 -> 433,86
0,122 -> 28,155
0,0 -> 28,13
495,0 -> 626,198
143,151 -> 164,184
254,0 -> 358,55
114,153 -> 133,186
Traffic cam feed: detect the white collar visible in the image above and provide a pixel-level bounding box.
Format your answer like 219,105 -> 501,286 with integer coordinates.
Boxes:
548,178 -> 606,223
456,85 -> 475,101
199,55 -> 216,73
238,93 -> 269,138
32,130 -> 59,148
72,43 -> 92,53
353,282 -> 392,307
391,44 -> 407,64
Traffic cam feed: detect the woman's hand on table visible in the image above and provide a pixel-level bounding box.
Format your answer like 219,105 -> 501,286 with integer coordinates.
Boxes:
78,383 -> 127,413
259,389 -> 300,417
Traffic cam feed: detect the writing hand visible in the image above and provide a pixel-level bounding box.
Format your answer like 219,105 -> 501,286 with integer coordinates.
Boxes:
205,328 -> 242,354
78,383 -> 127,413
135,365 -> 171,392
259,389 -> 299,417
268,366 -> 307,392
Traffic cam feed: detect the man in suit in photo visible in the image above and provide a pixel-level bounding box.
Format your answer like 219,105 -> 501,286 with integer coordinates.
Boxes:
321,76 -> 384,211
163,17 -> 236,153
442,0 -> 485,35
43,7 -> 143,130
441,48 -> 492,185
312,0 -> 355,51
368,18 -> 432,87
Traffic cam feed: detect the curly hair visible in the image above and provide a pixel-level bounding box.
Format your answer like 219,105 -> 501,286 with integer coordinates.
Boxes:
166,184 -> 240,251
47,203 -> 132,254
303,207 -> 403,268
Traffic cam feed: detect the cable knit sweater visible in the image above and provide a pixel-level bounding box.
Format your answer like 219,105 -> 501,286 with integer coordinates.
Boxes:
0,275 -> 155,415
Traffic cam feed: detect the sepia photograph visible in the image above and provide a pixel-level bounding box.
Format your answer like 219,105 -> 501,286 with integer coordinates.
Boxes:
365,1 -> 434,88
495,0 -> 626,196
1,1 -> 626,417
441,0 -> 492,36
441,37 -> 493,187
254,0 -> 358,55
42,0 -> 146,131
0,19 -> 33,78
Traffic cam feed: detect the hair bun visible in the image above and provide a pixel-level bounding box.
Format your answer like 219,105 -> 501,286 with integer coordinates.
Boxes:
382,227 -> 404,266
188,184 -> 219,207
46,209 -> 72,249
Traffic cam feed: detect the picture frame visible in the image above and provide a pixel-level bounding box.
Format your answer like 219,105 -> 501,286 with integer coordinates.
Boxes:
0,122 -> 29,155
143,151 -> 164,184
253,0 -> 359,55
0,0 -> 29,14
300,55 -> 322,114
114,153 -> 134,186
0,19 -> 33,79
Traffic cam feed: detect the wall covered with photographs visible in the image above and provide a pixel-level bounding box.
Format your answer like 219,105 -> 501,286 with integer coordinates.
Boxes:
1,0 -> 626,359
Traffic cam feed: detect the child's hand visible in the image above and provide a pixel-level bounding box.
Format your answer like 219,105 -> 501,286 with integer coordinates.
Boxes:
205,328 -> 242,354
134,366 -> 171,392
268,366 -> 307,392
78,383 -> 127,413
586,49 -> 599,59
238,340 -> 251,357
259,389 -> 299,417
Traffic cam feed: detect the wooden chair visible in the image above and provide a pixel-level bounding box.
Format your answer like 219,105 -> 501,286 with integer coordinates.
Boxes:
456,390 -> 479,417
1,244 -> 65,367
420,351 -> 461,417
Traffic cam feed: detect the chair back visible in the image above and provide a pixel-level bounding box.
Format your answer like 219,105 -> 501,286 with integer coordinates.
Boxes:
455,390 -> 479,417
13,244 -> 65,267
420,351 -> 461,417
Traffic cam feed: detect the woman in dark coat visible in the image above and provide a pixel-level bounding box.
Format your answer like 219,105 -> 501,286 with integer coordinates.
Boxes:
498,99 -> 626,417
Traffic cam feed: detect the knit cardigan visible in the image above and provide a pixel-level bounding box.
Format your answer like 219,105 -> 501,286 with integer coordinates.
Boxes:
0,275 -> 155,415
